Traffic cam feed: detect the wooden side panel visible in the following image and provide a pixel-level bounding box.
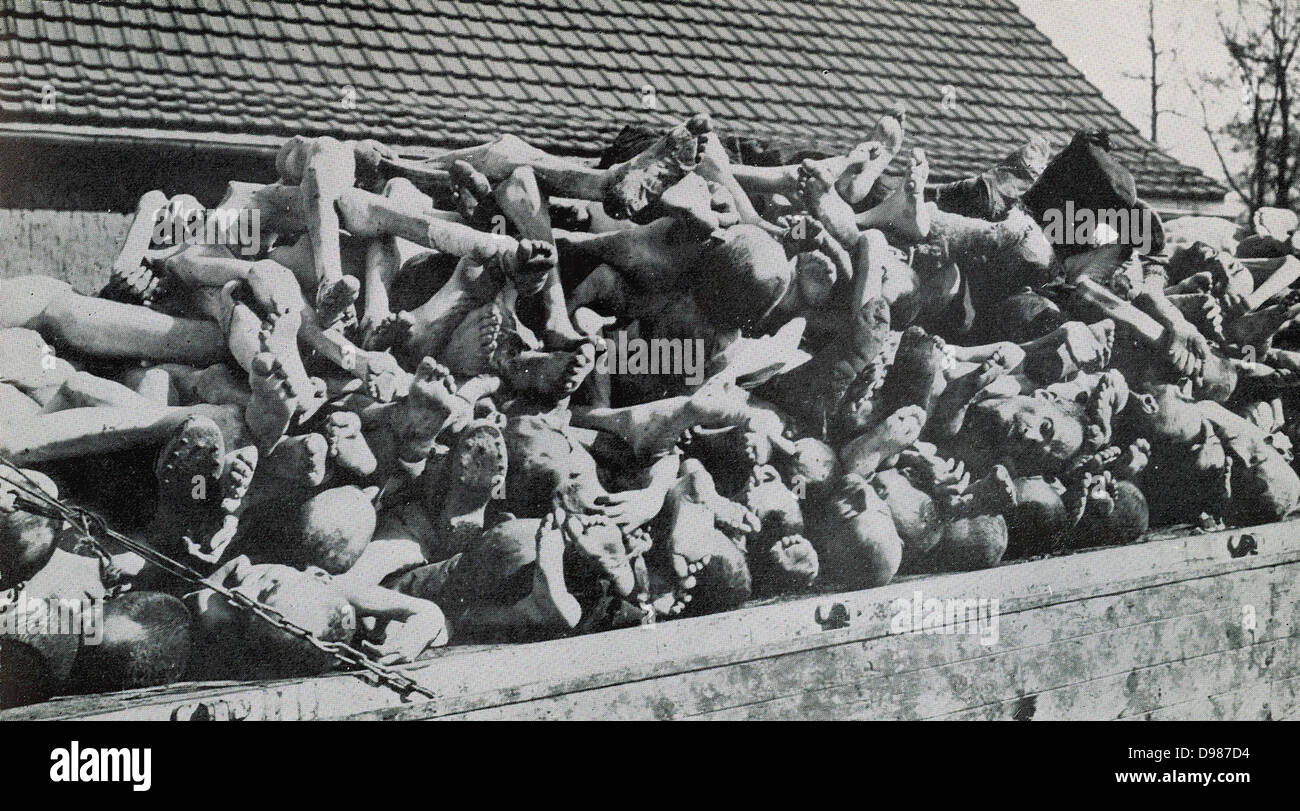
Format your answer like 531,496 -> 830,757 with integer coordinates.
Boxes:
438,564 -> 1300,720
0,209 -> 127,291
7,523 -> 1299,721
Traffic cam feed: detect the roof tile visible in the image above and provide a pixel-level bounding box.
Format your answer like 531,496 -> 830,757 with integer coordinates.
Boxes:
0,0 -> 1223,200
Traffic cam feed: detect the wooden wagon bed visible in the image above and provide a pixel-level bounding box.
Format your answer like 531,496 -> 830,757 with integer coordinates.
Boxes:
5,520 -> 1298,721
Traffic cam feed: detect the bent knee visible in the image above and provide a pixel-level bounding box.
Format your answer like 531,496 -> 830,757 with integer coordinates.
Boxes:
1,276 -> 73,329
498,166 -> 542,206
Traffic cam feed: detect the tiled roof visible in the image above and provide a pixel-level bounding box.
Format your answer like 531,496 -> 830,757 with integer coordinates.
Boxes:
0,0 -> 1225,201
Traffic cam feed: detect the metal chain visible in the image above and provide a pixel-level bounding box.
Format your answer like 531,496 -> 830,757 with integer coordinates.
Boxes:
0,580 -> 25,611
0,457 -> 436,702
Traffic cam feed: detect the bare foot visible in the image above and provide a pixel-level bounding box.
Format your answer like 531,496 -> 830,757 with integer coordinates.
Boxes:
859,148 -> 930,242
875,325 -> 945,419
1084,369 -> 1127,451
389,358 -> 473,464
560,507 -> 636,597
656,476 -> 752,612
358,309 -> 416,352
193,445 -> 259,562
440,302 -> 502,377
678,459 -> 762,539
513,510 -> 582,629
1225,289 -> 1300,351
105,189 -> 170,305
835,107 -> 905,204
931,348 -> 1015,437
949,464 -> 1018,517
245,352 -> 300,451
324,411 -> 378,478
833,357 -> 890,443
243,259 -> 305,315
155,415 -> 225,509
259,309 -> 325,420
764,534 -> 819,591
649,552 -> 711,618
840,404 -> 926,477
449,159 -> 494,222
603,113 -> 711,222
498,342 -> 595,399
260,432 -> 328,489
101,251 -> 171,307
797,158 -> 860,248
219,446 -> 258,513
1121,438 -> 1151,479
496,238 -> 558,298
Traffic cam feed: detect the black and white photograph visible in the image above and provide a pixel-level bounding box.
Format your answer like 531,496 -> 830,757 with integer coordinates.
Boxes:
0,0 -> 1290,758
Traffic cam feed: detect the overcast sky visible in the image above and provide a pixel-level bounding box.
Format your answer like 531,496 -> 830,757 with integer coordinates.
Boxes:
1015,0 -> 1239,180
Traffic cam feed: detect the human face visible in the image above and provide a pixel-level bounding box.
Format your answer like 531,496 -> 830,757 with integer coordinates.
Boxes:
980,395 -> 1084,474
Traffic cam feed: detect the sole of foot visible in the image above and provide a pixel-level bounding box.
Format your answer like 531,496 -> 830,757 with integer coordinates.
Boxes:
360,310 -> 416,353
155,415 -> 225,508
449,159 -> 494,220
865,148 -> 930,242
440,303 -> 502,377
245,352 -> 301,451
520,513 -> 583,629
766,534 -> 819,589
603,113 -> 712,222
264,433 -> 329,488
653,553 -> 711,617
324,411 -> 379,478
560,509 -> 636,597
502,344 -> 595,399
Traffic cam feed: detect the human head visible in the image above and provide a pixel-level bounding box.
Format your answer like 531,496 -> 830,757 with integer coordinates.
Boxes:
1005,476 -> 1068,557
691,224 -> 793,331
0,468 -> 62,589
970,394 -> 1086,475
289,486 -> 376,574
203,564 -> 356,679
68,591 -> 193,693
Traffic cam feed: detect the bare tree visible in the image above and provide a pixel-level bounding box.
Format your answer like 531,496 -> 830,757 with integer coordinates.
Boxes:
1186,0 -> 1300,212
1123,0 -> 1180,144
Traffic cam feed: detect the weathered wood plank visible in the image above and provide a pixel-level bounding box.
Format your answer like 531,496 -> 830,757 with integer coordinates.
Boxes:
435,563 -> 1298,720
7,522 -> 1298,721
933,638 -> 1300,721
0,208 -> 126,292
1270,673 -> 1300,720
364,529 -> 1300,720
1136,684 -> 1273,721
441,588 -> 1297,720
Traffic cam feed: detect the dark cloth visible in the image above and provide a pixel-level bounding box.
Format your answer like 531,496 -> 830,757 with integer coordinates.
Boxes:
1021,130 -> 1164,257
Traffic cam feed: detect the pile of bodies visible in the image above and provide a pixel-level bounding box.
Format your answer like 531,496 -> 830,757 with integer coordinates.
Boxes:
5,112 -> 1300,707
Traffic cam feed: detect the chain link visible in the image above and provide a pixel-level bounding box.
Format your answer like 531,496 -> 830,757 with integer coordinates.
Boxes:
1,456 -> 436,703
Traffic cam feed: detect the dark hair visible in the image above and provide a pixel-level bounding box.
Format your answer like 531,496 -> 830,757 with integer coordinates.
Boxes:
0,470 -> 61,588
0,511 -> 59,589
689,539 -> 752,614
68,591 -> 193,693
990,290 -> 1068,345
